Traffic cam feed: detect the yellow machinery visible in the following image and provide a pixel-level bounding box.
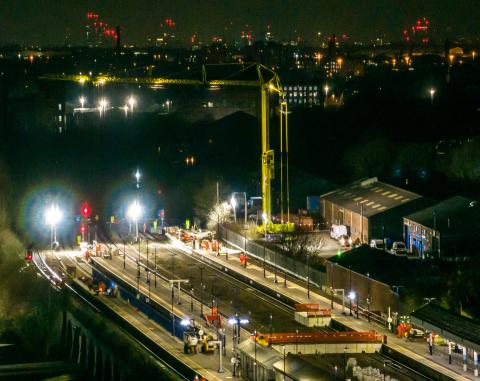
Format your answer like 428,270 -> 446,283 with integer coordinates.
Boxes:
200,334 -> 216,354
40,62 -> 290,225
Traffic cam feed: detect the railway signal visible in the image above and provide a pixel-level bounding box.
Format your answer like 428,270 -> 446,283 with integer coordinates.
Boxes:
81,202 -> 91,218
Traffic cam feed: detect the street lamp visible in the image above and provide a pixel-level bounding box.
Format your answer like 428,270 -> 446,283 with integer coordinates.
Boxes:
79,96 -> 86,109
45,204 -> 62,250
228,315 -> 249,376
127,200 -> 142,241
127,96 -> 136,112
230,196 -> 237,223
348,291 -> 356,317
134,168 -> 141,186
429,88 -> 436,103
262,212 -> 268,237
98,98 -> 108,115
324,85 -> 329,97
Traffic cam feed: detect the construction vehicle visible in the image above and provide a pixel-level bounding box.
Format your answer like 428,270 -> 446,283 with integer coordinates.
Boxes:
40,63 -> 290,229
200,334 -> 216,354
183,328 -> 199,354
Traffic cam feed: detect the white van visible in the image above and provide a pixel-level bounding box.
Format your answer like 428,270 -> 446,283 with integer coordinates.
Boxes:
370,239 -> 385,250
330,224 -> 350,240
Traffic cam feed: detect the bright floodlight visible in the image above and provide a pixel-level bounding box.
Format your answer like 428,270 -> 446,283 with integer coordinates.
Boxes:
128,96 -> 136,110
180,318 -> 191,326
45,204 -> 62,226
239,318 -> 250,325
134,169 -> 141,182
429,88 -> 436,98
230,196 -> 237,208
324,85 -> 329,96
127,200 -> 142,221
79,96 -> 86,108
99,98 -> 108,112
228,317 -> 238,325
348,291 -> 356,300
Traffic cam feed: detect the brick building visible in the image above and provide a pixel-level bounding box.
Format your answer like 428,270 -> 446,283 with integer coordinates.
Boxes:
320,177 -> 430,244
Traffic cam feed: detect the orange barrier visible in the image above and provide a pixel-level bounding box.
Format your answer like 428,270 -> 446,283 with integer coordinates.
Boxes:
295,304 -> 332,316
305,310 -> 332,318
253,331 -> 385,346
295,303 -> 320,311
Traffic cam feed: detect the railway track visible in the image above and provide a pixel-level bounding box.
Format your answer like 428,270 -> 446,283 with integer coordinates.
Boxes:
364,351 -> 435,381
95,228 -> 308,334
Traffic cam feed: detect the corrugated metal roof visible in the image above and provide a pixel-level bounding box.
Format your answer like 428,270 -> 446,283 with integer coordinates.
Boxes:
404,196 -> 479,233
321,177 -> 422,217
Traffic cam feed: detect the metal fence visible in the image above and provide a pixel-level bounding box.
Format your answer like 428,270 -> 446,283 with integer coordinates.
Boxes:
219,225 -> 326,288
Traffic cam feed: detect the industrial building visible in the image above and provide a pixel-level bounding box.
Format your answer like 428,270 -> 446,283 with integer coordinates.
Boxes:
320,177 -> 430,243
403,196 -> 480,258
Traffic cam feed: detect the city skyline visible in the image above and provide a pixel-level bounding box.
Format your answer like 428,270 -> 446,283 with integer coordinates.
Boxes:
1,0 -> 479,46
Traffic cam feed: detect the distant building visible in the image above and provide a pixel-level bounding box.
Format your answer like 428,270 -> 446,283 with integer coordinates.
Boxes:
403,196 -> 480,259
283,84 -> 320,108
320,177 -> 430,244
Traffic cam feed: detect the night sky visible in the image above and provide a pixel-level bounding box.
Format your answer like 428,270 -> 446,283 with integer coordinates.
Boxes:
0,0 -> 478,46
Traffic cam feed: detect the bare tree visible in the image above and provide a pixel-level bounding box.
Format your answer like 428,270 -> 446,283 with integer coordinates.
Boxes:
285,233 -> 326,258
206,202 -> 232,231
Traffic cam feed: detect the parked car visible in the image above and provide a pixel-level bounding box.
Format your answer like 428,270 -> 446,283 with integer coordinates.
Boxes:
370,239 -> 385,250
392,241 -> 408,255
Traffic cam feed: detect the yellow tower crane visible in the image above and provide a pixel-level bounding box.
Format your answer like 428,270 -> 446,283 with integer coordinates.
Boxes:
40,62 -> 290,227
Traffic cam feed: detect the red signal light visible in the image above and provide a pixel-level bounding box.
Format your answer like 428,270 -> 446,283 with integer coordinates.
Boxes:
81,202 -> 91,218
80,224 -> 86,233
25,251 -> 33,261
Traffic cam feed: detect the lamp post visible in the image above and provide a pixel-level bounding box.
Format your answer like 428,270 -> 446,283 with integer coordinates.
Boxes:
348,291 -> 356,317
429,88 -> 436,104
79,96 -> 86,109
128,96 -> 136,113
228,315 -> 249,376
253,330 -> 258,381
127,200 -> 142,242
171,283 -> 175,336
45,204 -> 62,251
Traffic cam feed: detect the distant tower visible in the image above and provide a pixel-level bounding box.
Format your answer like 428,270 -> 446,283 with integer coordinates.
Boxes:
403,17 -> 431,45
85,12 -> 117,47
324,34 -> 339,77
156,19 -> 176,47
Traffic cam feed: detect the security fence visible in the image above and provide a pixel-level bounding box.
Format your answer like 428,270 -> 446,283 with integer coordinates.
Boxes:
219,225 -> 395,324
219,225 -> 326,288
